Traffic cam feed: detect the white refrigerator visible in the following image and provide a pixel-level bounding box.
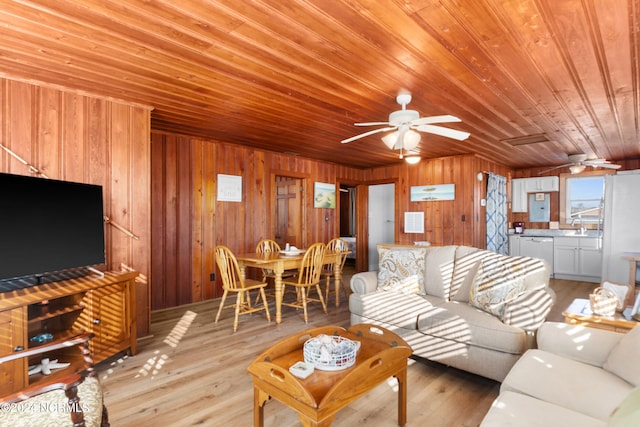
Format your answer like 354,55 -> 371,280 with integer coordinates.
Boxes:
601,170 -> 640,285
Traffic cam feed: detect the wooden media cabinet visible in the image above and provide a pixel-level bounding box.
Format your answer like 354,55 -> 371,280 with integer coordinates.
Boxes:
0,271 -> 138,396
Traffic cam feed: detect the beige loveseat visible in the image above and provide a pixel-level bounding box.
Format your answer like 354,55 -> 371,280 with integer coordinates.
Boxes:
481,322 -> 640,426
349,245 -> 555,382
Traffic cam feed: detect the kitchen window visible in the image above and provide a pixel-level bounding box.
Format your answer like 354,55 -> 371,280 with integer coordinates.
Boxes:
559,170 -> 613,228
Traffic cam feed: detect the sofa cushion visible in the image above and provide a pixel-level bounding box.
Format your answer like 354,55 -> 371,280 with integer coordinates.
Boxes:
349,290 -> 442,330
423,246 -> 457,298
501,349 -> 633,421
603,325 -> 640,386
451,249 -> 493,302
377,247 -> 427,295
416,301 -> 528,354
469,255 -> 528,318
480,390 -> 606,427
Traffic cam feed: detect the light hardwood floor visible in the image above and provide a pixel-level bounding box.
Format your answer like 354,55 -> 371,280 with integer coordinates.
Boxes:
97,268 -> 595,427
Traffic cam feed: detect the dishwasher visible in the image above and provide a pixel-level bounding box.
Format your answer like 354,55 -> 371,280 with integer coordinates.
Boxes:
518,237 -> 554,278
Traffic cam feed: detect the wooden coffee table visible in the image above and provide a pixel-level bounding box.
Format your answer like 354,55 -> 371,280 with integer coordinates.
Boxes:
247,324 -> 413,426
563,298 -> 638,333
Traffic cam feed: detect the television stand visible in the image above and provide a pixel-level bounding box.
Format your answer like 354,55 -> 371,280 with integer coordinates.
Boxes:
0,270 -> 138,396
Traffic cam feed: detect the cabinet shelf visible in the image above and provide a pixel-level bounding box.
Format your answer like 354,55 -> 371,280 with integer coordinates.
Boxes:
28,304 -> 85,325
28,329 -> 85,350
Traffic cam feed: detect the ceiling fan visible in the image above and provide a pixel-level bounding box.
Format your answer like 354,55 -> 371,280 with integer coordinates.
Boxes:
341,92 -> 470,159
539,153 -> 621,174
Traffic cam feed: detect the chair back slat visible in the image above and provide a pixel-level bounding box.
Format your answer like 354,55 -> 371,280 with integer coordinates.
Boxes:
256,239 -> 281,255
298,242 -> 326,285
215,245 -> 242,291
325,238 -> 349,272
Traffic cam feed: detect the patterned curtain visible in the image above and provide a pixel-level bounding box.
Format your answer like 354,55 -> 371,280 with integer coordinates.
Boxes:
486,173 -> 508,254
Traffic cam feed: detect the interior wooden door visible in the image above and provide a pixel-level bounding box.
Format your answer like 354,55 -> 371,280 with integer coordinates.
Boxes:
275,176 -> 303,248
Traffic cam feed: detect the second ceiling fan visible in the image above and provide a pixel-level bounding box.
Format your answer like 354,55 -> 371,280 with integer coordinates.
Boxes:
341,92 -> 471,156
539,153 -> 621,174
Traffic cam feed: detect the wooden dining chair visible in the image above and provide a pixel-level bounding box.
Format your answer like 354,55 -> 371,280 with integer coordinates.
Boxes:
281,242 -> 328,323
321,237 -> 350,305
254,239 -> 296,301
214,245 -> 271,332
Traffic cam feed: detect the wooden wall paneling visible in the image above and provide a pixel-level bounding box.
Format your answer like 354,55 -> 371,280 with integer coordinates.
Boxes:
107,103 -> 152,336
6,82 -> 35,174
1,79 -> 151,337
176,136 -> 192,307
364,155 -> 515,249
150,133 -> 168,309
129,106 -> 151,337
152,134 -> 177,309
38,88 -> 61,178
251,150 -> 268,243
202,141 -> 216,301
190,139 -> 205,303
62,93 -> 85,183
86,99 -> 110,183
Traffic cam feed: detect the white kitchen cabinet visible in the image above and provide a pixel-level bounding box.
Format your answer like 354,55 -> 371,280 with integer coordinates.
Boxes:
511,177 -> 558,213
553,236 -> 602,282
524,176 -> 559,192
508,235 -> 520,256
511,179 -> 528,212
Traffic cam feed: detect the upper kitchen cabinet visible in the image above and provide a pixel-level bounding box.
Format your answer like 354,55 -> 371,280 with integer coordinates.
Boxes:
511,177 -> 559,213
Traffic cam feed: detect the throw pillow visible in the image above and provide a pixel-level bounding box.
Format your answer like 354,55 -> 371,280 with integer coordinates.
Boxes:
451,250 -> 494,302
469,255 -> 527,318
603,325 -> 640,386
378,274 -> 421,294
377,247 -> 426,295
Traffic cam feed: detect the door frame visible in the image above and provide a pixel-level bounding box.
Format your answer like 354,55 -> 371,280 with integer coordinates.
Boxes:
348,177 -> 398,272
269,169 -> 309,248
335,178 -> 363,270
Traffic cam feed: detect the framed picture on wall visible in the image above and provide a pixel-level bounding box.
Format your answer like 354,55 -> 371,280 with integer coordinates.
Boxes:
314,182 -> 336,208
410,184 -> 455,202
217,174 -> 242,202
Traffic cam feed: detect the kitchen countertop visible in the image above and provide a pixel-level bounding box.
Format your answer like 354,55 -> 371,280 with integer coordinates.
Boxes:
508,229 -> 602,238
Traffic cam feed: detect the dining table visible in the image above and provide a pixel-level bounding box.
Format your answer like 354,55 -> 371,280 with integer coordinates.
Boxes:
235,249 -> 350,324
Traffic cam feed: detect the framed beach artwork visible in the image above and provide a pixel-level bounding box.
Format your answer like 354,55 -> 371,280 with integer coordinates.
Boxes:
410,184 -> 455,202
314,182 -> 336,208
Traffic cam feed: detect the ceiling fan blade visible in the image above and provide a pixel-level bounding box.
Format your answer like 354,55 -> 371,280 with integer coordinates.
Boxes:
594,163 -> 621,169
416,124 -> 470,141
537,163 -> 573,175
412,115 -> 462,126
354,121 -> 390,127
341,126 -> 396,143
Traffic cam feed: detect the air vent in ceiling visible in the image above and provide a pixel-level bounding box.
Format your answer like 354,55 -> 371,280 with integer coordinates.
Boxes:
501,134 -> 549,146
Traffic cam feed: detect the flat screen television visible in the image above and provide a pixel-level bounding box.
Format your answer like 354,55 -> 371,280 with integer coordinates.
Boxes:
0,172 -> 106,291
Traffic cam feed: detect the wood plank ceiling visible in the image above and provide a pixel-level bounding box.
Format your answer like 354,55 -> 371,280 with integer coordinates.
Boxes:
0,0 -> 639,169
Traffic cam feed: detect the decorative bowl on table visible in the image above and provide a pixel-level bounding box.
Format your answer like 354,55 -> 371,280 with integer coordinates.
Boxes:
281,247 -> 304,256
303,334 -> 360,371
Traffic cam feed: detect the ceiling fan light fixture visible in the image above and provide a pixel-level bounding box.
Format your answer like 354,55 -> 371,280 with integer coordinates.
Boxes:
405,155 -> 420,165
569,164 -> 586,174
403,130 -> 421,150
381,132 -> 398,149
